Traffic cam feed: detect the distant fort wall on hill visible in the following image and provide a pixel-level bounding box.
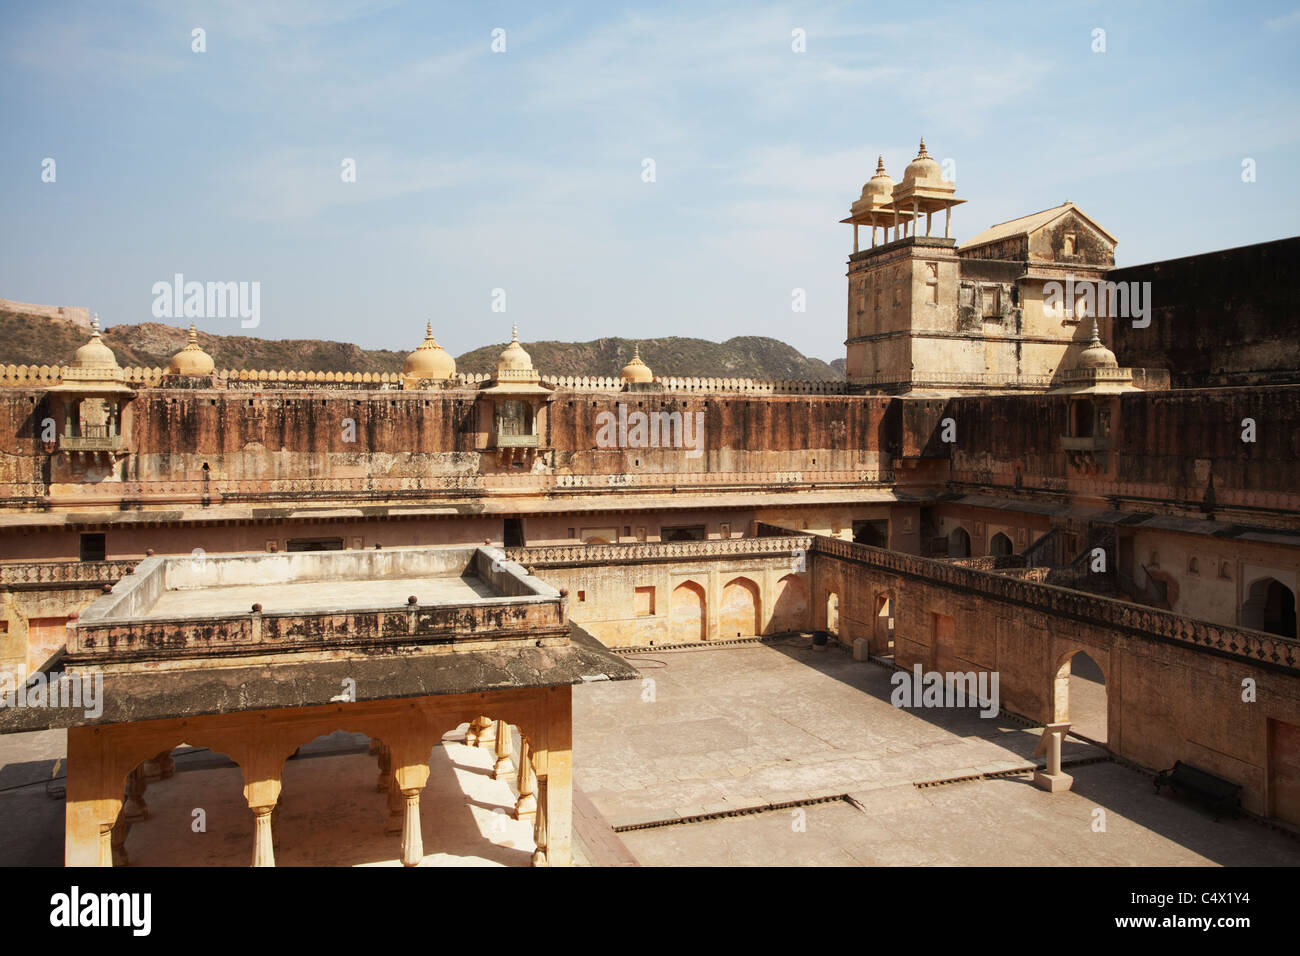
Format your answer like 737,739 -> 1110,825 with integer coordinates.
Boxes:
0,299 -> 91,329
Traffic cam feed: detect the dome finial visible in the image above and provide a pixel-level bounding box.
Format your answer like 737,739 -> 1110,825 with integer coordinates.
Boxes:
510,323 -> 519,344
1087,315 -> 1102,347
875,155 -> 885,174
90,313 -> 101,337
918,137 -> 928,157
620,341 -> 653,383
402,320 -> 455,382
167,321 -> 213,376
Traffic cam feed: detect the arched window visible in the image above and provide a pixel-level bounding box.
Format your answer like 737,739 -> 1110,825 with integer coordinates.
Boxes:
989,532 -> 1013,557
948,527 -> 971,558
496,400 -> 531,437
1243,577 -> 1297,639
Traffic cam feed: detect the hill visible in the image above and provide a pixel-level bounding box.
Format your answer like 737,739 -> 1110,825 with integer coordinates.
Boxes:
0,310 -> 843,381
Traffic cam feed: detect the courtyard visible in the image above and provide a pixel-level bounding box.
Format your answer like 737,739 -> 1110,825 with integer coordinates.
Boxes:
0,638 -> 1296,867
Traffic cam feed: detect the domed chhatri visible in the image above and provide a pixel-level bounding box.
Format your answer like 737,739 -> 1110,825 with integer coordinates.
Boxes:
1049,317 -> 1138,395
167,324 -> 216,376
1075,317 -> 1119,369
862,156 -> 895,201
481,324 -> 550,396
887,136 -> 964,240
619,344 -> 654,384
900,137 -> 946,189
403,322 -> 456,381
71,314 -> 121,371
51,312 -> 134,398
496,324 -> 533,375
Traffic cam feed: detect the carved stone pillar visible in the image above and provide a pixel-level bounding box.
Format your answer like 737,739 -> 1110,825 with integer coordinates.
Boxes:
492,720 -> 513,780
376,743 -> 390,793
385,772 -> 403,834
400,789 -> 423,866
465,717 -> 484,747
531,777 -> 548,867
475,715 -> 496,751
251,806 -> 275,867
514,737 -> 537,821
390,738 -> 432,869
141,757 -> 162,782
123,767 -> 149,823
65,725 -> 125,867
154,750 -> 175,780
110,810 -> 130,867
97,822 -> 114,867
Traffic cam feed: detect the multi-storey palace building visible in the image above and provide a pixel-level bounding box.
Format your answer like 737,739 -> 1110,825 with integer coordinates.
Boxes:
2,141 -> 1298,864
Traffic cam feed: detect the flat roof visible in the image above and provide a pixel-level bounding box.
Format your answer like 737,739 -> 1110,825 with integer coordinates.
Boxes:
139,573 -> 495,619
63,544 -> 572,670
0,626 -> 638,733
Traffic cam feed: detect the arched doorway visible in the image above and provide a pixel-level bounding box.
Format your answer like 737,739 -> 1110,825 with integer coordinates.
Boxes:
1052,650 -> 1107,744
826,593 -> 840,638
720,577 -> 760,638
771,574 -> 808,633
948,527 -> 971,558
989,532 -> 1013,557
1243,577 -> 1297,638
670,581 -> 707,643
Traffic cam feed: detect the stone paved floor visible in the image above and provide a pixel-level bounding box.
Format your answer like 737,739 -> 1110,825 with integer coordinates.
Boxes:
574,639 -> 1300,866
2,639 -> 1297,866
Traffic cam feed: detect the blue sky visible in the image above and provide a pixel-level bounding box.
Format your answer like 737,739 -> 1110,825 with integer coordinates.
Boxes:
2,1 -> 1298,362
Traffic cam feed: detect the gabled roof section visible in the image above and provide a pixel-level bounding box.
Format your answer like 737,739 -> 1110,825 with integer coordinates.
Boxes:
960,202 -> 1117,252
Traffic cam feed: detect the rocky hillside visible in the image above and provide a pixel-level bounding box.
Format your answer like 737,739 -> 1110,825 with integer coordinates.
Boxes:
0,310 -> 843,381
455,336 -> 841,380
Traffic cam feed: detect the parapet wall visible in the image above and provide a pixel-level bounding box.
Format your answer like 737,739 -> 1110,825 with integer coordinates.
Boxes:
1107,236 -> 1300,388
0,363 -> 845,395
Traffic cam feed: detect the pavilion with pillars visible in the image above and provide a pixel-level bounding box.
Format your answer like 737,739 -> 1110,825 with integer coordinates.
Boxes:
840,140 -> 965,253
0,543 -> 635,866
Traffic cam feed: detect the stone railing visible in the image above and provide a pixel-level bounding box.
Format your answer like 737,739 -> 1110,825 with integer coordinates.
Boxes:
658,377 -> 847,395
70,598 -> 568,661
0,560 -> 138,589
219,368 -> 403,386
945,477 -> 1300,516
506,534 -> 815,568
0,481 -> 48,498
944,554 -> 1028,570
545,375 -> 625,392
543,376 -> 847,394
549,469 -> 893,490
764,525 -> 1300,674
23,469 -> 896,506
849,371 -> 1056,389
1021,528 -> 1065,569
45,475 -> 489,501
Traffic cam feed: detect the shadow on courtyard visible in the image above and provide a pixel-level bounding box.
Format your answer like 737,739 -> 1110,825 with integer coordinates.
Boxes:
606,636 -> 1298,867
0,729 -> 534,867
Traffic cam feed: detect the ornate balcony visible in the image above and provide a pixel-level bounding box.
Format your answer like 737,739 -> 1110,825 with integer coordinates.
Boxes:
59,434 -> 123,453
